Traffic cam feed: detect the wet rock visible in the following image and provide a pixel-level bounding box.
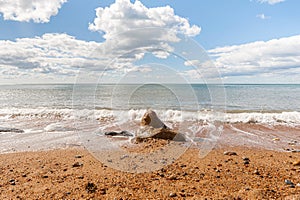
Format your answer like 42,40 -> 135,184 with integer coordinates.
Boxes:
104,131 -> 133,137
135,126 -> 185,142
0,127 -> 24,133
223,151 -> 237,156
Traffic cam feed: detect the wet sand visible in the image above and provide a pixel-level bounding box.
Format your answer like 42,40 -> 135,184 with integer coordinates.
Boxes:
1,145 -> 300,199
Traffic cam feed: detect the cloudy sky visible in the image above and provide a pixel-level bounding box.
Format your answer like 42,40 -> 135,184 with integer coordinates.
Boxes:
0,0 -> 299,84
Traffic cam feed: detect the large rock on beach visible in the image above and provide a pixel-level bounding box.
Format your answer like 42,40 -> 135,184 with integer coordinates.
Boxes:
140,109 -> 168,129
135,110 -> 185,142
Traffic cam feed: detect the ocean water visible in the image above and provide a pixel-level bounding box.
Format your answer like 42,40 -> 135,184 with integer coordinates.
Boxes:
0,84 -> 299,154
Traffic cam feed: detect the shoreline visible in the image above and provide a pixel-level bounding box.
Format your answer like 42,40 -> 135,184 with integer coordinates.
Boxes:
1,146 -> 299,199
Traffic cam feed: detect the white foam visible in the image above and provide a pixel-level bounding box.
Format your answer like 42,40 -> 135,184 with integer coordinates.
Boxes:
0,107 -> 300,125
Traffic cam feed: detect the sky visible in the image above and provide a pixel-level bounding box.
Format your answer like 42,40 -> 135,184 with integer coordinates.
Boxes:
0,0 -> 300,84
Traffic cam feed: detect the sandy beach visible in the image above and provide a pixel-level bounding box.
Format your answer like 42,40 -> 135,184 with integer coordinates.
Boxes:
1,144 -> 299,199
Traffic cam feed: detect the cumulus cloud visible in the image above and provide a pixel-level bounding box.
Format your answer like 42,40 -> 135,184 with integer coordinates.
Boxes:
89,0 -> 200,60
0,0 -> 202,82
209,35 -> 300,78
0,33 -> 106,76
0,0 -> 67,23
89,0 -> 200,38
257,0 -> 285,5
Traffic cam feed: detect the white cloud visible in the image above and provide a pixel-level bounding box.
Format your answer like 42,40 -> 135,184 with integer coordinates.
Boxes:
0,33 -> 106,77
89,0 -> 200,39
88,0 -> 200,60
257,0 -> 285,5
0,0 -> 67,23
0,0 -> 202,83
209,35 -> 300,79
256,13 -> 270,20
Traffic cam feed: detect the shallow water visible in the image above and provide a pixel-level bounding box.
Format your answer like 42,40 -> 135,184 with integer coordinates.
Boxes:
0,84 -> 299,153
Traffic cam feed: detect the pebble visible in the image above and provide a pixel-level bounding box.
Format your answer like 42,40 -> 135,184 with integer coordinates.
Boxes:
223,151 -> 237,156
285,179 -> 294,185
9,179 -> 15,185
242,157 -> 250,161
169,192 -> 177,197
292,160 -> 300,166
74,155 -> 82,158
72,162 -> 83,167
296,183 -> 300,187
42,175 -> 48,178
243,160 -> 250,165
253,169 -> 260,175
272,138 -> 280,141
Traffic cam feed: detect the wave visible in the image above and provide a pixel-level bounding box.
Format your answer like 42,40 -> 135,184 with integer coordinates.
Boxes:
0,107 -> 300,125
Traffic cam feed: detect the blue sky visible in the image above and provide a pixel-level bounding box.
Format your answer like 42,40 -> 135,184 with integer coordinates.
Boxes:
0,0 -> 299,84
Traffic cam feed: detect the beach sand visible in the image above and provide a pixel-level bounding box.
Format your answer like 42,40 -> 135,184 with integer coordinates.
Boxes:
0,144 -> 299,199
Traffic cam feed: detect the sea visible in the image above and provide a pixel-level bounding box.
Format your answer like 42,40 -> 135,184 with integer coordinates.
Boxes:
0,84 -> 299,155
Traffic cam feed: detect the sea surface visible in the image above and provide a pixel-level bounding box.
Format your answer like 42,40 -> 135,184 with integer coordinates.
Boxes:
0,84 -> 299,154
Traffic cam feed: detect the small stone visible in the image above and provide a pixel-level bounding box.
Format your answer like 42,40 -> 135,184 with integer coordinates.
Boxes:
253,169 -> 260,175
75,155 -> 82,158
223,151 -> 237,156
168,174 -> 177,180
244,160 -> 250,165
292,160 -> 300,166
169,192 -> 177,197
285,179 -> 294,185
72,162 -> 83,167
85,182 -> 97,193
9,179 -> 15,185
296,183 -> 300,187
99,188 -> 106,195
272,138 -> 280,141
242,157 -> 250,161
42,175 -> 48,178
22,174 -> 27,177
77,176 -> 84,179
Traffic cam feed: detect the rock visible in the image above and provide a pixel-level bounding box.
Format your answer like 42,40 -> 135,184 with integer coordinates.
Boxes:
135,126 -> 185,142
223,151 -> 237,156
169,192 -> 177,197
104,131 -> 133,137
0,127 -> 24,133
292,160 -> 300,166
272,138 -> 280,141
74,155 -> 82,158
85,182 -> 97,193
242,157 -> 250,161
244,160 -> 250,165
140,109 -> 167,128
285,179 -> 294,185
9,179 -> 15,185
72,162 -> 83,167
253,169 -> 260,175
